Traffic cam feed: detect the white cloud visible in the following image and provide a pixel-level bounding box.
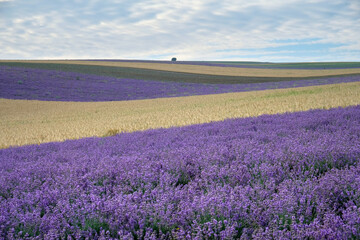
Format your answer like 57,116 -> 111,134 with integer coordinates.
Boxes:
0,0 -> 359,61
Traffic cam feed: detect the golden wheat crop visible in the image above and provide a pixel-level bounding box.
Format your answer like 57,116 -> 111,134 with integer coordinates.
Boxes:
1,82 -> 359,149
2,60 -> 360,77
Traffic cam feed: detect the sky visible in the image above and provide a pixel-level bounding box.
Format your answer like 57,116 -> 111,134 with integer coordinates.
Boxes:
0,0 -> 359,62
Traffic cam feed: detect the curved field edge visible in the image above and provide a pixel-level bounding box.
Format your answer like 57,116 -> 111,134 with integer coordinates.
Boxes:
1,81 -> 359,149
2,62 -> 360,85
0,106 -> 359,239
193,61 -> 360,69
2,65 -> 359,102
85,59 -> 360,69
1,60 -> 360,78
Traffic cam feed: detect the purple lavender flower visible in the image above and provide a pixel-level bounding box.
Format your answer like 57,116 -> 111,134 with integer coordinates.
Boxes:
1,65 -> 359,101
0,106 -> 360,239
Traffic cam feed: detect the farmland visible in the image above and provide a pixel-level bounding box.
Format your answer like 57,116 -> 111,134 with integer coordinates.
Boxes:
0,81 -> 359,149
2,60 -> 360,77
0,60 -> 360,239
182,61 -> 360,69
1,65 -> 360,101
1,106 -> 360,239
2,62 -> 360,85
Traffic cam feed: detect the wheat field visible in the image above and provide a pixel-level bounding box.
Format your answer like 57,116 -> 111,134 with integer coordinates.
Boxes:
1,81 -> 359,149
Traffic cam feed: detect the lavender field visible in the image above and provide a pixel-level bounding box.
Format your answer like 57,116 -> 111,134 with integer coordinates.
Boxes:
2,0 -> 360,239
1,65 -> 360,101
1,106 -> 359,239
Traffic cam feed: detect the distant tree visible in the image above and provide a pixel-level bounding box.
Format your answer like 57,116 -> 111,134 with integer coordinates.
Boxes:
171,57 -> 177,62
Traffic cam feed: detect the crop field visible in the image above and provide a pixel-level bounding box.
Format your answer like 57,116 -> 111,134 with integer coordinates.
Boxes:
187,61 -> 360,69
4,60 -> 360,70
2,65 -> 360,101
2,60 -> 360,77
84,59 -> 360,69
1,106 -> 360,239
3,62 -> 359,85
0,60 -> 360,239
1,81 -> 360,149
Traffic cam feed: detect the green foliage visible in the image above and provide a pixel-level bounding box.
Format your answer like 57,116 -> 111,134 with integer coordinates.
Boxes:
84,218 -> 110,234
175,170 -> 191,186
15,223 -> 40,238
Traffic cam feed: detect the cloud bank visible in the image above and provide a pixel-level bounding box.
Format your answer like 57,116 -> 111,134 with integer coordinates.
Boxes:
0,0 -> 359,61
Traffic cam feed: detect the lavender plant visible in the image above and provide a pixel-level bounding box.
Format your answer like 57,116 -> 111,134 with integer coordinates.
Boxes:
1,66 -> 359,101
1,106 -> 360,239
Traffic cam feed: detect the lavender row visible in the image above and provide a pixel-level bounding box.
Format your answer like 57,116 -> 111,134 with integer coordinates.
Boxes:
1,106 -> 360,239
1,66 -> 359,101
